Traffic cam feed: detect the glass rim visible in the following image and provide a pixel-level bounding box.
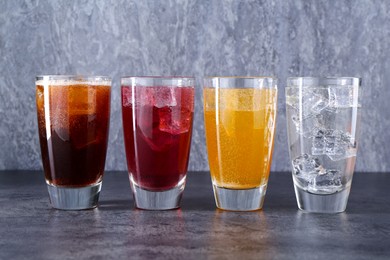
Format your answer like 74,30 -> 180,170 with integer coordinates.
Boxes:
205,76 -> 276,80
36,75 -> 112,87
36,75 -> 112,81
121,76 -> 195,87
121,76 -> 195,80
288,76 -> 361,80
204,76 -> 277,89
287,77 -> 361,87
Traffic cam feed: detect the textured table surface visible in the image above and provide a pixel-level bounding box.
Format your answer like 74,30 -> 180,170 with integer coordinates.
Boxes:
0,171 -> 389,259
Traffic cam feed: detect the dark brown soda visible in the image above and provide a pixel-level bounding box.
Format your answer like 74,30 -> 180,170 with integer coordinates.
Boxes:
36,84 -> 110,187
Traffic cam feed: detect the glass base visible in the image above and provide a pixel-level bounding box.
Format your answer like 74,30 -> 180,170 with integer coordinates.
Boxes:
46,182 -> 101,210
212,184 -> 267,211
130,176 -> 186,210
294,185 -> 350,213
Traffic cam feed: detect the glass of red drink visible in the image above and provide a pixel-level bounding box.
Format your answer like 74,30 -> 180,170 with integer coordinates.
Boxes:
36,75 -> 111,210
121,76 -> 195,210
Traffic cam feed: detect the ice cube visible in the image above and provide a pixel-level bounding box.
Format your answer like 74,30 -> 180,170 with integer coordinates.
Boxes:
325,130 -> 355,160
311,169 -> 342,193
135,87 -> 154,107
324,105 -> 339,114
292,154 -> 345,193
36,85 -> 44,102
328,86 -> 355,108
292,154 -> 326,187
286,93 -> 299,108
70,115 -> 101,149
292,113 -> 323,137
69,87 -> 97,114
122,87 -> 133,107
158,107 -> 191,135
140,130 -> 175,152
292,153 -> 321,175
324,129 -> 338,155
310,129 -> 357,160
299,87 -> 330,117
139,107 -> 191,151
155,87 -> 177,108
51,112 -> 70,138
327,132 -> 357,161
55,127 -> 70,142
312,129 -> 325,155
307,93 -> 329,115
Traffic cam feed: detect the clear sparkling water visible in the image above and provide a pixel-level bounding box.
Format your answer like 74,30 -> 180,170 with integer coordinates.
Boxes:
286,85 -> 361,196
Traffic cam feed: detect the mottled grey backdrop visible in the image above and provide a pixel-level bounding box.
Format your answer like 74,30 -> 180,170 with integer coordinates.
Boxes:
1,0 -> 389,172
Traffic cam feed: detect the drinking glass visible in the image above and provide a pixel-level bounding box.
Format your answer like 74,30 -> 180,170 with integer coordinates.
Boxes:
286,77 -> 362,213
36,75 -> 111,210
121,76 -> 195,210
203,77 -> 278,211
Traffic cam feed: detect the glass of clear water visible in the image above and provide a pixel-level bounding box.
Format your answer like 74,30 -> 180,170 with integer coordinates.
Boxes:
286,77 -> 362,213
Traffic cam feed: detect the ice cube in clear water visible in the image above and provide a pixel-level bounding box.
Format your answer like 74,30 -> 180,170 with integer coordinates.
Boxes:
311,129 -> 357,161
292,113 -> 323,137
292,154 -> 325,187
287,87 -> 329,116
292,154 -> 343,194
286,94 -> 298,108
312,169 -> 342,193
328,86 -> 355,108
301,87 -> 330,116
327,132 -> 357,161
289,88 -> 329,136
312,129 -> 325,155
324,129 -> 338,155
292,153 -> 321,174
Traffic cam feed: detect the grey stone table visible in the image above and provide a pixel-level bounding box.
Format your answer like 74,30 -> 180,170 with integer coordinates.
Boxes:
0,171 -> 389,259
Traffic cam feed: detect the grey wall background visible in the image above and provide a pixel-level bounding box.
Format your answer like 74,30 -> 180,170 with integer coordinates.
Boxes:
0,0 -> 389,172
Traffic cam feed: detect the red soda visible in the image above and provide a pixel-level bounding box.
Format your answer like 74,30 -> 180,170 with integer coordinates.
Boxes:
121,85 -> 194,191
